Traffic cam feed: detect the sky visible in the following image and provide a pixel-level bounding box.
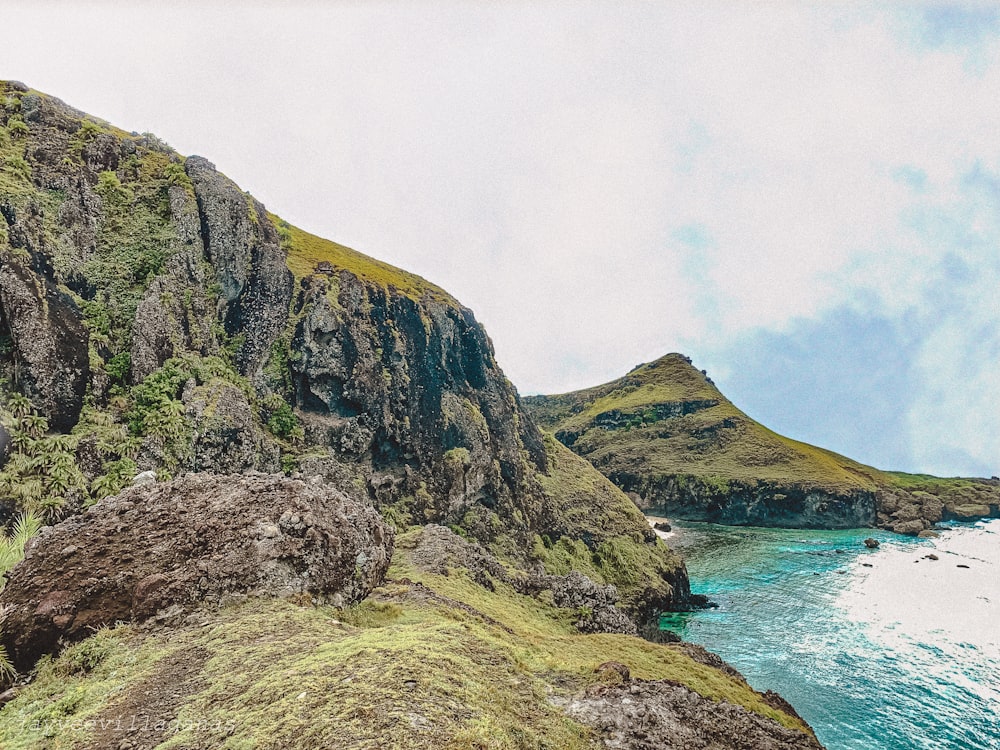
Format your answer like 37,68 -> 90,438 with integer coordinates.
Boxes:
2,2 -> 998,477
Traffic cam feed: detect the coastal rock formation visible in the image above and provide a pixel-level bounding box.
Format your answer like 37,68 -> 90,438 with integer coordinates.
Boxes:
525,353 -> 1000,534
615,473 -> 876,529
0,81 -> 692,632
0,473 -> 393,672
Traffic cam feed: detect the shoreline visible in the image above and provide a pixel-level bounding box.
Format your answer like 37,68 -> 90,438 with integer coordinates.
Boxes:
645,514 -> 676,541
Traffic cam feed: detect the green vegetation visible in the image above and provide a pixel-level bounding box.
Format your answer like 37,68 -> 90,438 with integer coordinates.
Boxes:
273,216 -> 457,305
0,119 -> 33,198
0,393 -> 88,520
0,625 -> 169,749
527,353 -> 880,493
533,435 -> 685,611
79,161 -> 182,350
0,538 -> 810,749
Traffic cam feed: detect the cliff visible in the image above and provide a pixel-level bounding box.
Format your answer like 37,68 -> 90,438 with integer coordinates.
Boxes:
0,80 -> 691,621
0,81 -> 828,748
0,477 -> 820,749
524,353 -> 1000,534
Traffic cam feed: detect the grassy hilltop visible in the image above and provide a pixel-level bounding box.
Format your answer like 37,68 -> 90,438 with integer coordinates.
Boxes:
525,353 -> 1000,532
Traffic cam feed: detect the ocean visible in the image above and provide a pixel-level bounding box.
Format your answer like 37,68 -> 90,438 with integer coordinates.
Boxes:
656,518 -> 1000,750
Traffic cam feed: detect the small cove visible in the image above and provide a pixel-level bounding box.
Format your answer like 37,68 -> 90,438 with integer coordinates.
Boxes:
657,519 -> 1000,750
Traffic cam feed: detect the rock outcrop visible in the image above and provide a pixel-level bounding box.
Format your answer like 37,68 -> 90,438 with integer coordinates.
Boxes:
0,253 -> 89,431
0,81 -> 693,638
410,524 -> 638,635
875,480 -> 1000,534
0,473 -> 393,672
557,679 -> 823,750
617,473 -> 876,529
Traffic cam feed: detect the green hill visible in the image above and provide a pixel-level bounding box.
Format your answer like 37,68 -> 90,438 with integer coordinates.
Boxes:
524,353 -> 1000,533
0,81 -> 827,748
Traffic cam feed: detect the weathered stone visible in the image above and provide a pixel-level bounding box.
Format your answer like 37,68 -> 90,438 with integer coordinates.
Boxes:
181,379 -> 278,473
185,156 -> 293,381
0,256 -> 88,431
948,503 -> 991,520
891,519 -> 927,536
555,679 -> 823,749
132,470 -> 156,486
0,473 -> 394,672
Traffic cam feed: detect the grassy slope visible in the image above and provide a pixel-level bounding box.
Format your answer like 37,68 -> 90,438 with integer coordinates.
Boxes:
527,354 -> 880,492
526,354 -> 1000,517
0,535 -> 810,750
532,435 -> 686,612
271,215 -> 458,306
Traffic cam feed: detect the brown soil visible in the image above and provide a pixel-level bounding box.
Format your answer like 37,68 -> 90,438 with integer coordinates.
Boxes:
80,646 -> 209,750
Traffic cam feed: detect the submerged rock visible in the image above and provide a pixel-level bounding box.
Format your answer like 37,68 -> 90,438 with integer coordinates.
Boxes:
863,538 -> 880,549
0,473 -> 394,672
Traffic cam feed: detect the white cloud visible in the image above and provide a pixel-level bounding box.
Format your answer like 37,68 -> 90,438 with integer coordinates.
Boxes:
2,2 -> 998,473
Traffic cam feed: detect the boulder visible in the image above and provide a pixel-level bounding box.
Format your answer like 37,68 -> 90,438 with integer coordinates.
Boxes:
0,473 -> 393,672
546,570 -> 638,636
863,537 -> 880,549
947,504 -> 991,520
556,680 -> 823,750
890,519 -> 926,536
132,470 -> 156,486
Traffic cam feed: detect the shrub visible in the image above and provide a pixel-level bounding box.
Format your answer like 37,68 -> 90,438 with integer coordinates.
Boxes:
267,400 -> 298,439
6,117 -> 28,138
105,351 -> 131,384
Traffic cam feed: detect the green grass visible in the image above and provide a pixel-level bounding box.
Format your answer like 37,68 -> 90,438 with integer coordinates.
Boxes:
531,434 -> 686,611
0,534 -> 812,749
0,626 -> 171,750
273,216 -> 457,306
526,353 -> 881,493
882,471 -> 1000,515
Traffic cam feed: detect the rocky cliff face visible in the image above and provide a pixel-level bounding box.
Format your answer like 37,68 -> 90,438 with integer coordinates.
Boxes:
615,472 -> 876,529
0,82 -> 829,750
0,81 -> 689,627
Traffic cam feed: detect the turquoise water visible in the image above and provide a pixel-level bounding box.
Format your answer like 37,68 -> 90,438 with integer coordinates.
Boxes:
659,520 -> 1000,750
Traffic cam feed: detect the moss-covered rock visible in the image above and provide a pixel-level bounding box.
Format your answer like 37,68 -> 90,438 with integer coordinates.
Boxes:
0,473 -> 393,673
